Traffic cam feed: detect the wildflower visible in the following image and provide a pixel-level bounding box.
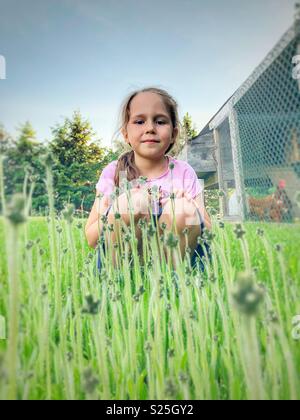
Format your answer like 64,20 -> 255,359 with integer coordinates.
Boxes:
171,271 -> 179,282
257,228 -> 264,237
165,378 -> 177,398
82,368 -> 99,395
6,193 -> 27,225
25,240 -> 34,250
185,266 -> 192,276
124,233 -> 131,243
114,212 -> 121,220
82,295 -> 101,315
138,285 -> 146,295
107,224 -> 114,233
100,215 -> 108,225
41,284 -> 48,296
167,348 -> 175,358
138,218 -> 147,230
62,204 -> 75,223
112,292 -> 122,302
160,222 -> 167,231
97,237 -> 105,248
185,246 -> 192,255
202,229 -> 215,244
234,224 -> 246,240
147,224 -> 156,238
268,310 -> 279,324
232,271 -> 265,316
66,351 -> 73,362
209,274 -> 217,283
133,294 -> 140,302
197,237 -> 204,247
138,176 -> 148,186
189,310 -> 197,321
166,232 -> 179,249
178,372 -> 189,383
145,342 -> 152,353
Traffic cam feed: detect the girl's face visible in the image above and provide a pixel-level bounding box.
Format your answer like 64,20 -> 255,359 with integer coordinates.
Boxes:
122,92 -> 178,159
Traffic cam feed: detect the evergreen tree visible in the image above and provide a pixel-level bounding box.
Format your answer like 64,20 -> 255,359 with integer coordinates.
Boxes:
171,112 -> 198,157
49,110 -> 115,212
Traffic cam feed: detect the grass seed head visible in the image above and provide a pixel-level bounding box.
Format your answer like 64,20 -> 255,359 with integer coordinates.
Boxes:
257,228 -> 265,237
6,193 -> 27,225
232,271 -> 265,316
234,224 -> 246,240
166,232 -> 179,249
62,204 -> 75,223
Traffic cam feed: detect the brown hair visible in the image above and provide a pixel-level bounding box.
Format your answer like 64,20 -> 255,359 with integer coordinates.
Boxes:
111,87 -> 182,188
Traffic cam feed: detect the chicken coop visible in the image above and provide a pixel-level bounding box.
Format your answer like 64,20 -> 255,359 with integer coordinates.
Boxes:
196,18 -> 300,223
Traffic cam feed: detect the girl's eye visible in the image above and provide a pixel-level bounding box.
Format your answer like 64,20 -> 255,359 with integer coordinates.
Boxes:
134,120 -> 166,125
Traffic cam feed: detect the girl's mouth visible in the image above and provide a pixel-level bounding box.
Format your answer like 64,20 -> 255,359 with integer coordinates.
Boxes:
142,141 -> 160,144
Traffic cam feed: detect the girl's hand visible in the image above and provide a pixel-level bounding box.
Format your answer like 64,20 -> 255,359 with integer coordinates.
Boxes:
161,189 -> 193,206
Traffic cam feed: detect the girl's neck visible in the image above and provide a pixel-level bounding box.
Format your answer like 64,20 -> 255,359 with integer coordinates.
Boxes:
134,154 -> 169,179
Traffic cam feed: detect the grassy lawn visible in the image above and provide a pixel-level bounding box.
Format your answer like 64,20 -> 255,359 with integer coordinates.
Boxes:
0,216 -> 300,400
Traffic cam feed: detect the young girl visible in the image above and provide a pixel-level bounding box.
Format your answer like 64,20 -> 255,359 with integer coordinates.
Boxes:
85,87 -> 212,271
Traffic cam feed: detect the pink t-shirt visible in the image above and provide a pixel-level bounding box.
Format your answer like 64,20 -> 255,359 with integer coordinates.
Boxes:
96,155 -> 203,204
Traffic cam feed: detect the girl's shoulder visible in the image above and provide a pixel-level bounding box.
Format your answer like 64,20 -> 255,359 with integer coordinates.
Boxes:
102,160 -> 118,175
168,156 -> 196,173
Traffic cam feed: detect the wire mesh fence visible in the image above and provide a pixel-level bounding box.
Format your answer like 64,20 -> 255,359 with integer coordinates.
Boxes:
210,22 -> 300,223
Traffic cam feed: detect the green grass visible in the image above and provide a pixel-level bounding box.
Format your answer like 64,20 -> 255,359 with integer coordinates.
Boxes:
0,212 -> 300,400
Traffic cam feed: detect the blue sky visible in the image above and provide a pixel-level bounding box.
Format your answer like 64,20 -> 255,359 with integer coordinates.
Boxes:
0,0 -> 296,148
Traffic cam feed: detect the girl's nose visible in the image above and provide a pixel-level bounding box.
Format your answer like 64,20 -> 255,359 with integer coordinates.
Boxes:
145,122 -> 156,132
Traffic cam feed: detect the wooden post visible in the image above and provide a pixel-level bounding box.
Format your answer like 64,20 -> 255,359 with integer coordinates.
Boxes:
228,109 -> 246,220
213,128 -> 227,218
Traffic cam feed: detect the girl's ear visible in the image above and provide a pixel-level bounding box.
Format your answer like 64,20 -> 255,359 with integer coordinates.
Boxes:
121,127 -> 127,140
172,126 -> 179,140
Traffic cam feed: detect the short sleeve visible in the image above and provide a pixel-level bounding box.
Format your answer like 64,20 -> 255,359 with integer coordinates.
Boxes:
95,161 -> 117,199
183,164 -> 204,199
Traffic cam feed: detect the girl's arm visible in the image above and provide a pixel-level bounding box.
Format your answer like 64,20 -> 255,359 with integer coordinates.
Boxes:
85,194 -> 110,248
193,194 -> 212,231
161,189 -> 212,231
